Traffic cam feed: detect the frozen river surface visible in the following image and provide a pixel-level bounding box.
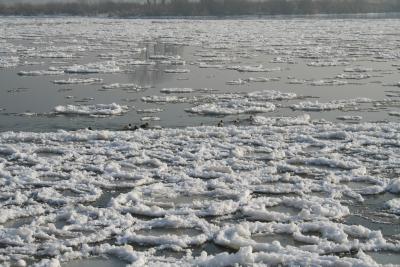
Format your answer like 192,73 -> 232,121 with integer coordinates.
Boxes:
0,17 -> 400,266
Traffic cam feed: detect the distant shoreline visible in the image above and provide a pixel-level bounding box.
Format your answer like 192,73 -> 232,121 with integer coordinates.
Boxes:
1,0 -> 399,18
1,12 -> 400,20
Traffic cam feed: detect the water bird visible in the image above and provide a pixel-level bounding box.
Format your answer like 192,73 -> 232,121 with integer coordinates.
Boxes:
140,122 -> 149,129
88,126 -> 93,130
233,118 -> 240,126
217,120 -> 224,127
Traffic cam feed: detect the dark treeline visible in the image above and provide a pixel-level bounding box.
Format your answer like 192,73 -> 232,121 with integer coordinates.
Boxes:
0,0 -> 400,17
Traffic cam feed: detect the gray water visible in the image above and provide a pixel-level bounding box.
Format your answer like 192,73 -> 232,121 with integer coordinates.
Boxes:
1,19 -> 399,132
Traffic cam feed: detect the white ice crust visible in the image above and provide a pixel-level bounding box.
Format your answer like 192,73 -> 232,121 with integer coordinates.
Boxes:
0,120 -> 400,266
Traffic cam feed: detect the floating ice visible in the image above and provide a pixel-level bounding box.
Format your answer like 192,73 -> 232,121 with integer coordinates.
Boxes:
140,116 -> 160,121
310,80 -> 348,86
307,61 -> 349,67
228,65 -> 280,73
101,83 -> 143,91
53,103 -> 129,116
385,198 -> 400,215
388,111 -> 400,117
28,52 -> 77,58
64,61 -> 120,74
247,90 -> 297,101
18,70 -> 64,76
0,56 -> 19,68
336,73 -> 370,80
251,114 -> 311,126
270,57 -> 296,64
226,79 -> 247,85
182,90 -> 296,115
149,55 -> 181,60
164,69 -> 190,73
199,62 -> 224,68
247,77 -> 279,82
28,52 -> 75,58
291,98 -> 372,111
129,60 -> 156,65
288,79 -> 306,84
137,108 -> 163,114
344,67 -> 373,73
386,178 -> 400,194
383,82 -> 400,87
187,100 -> 276,115
142,95 -> 186,103
337,115 -> 363,121
53,78 -> 103,85
160,88 -> 195,94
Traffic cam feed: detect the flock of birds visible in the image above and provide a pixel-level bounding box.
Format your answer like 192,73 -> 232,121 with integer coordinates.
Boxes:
86,117 -> 253,131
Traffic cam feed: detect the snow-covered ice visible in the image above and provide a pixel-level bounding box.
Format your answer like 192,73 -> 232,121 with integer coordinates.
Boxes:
53,78 -> 103,85
0,120 -> 400,265
53,103 -> 129,117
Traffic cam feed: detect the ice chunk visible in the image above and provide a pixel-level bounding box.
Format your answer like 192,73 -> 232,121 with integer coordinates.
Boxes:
385,198 -> 400,214
53,103 -> 129,116
0,56 -> 19,68
164,69 -> 190,73
18,70 -> 64,76
53,78 -> 103,85
387,178 -> 400,193
188,100 -> 275,115
251,114 -> 311,126
140,116 -> 160,121
64,61 -> 120,74
247,90 -> 297,101
228,65 -> 280,72
291,98 -> 372,111
336,115 -> 362,121
160,88 -> 195,93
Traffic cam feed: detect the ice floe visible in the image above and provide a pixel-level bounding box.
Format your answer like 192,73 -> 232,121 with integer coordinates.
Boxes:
140,116 -> 160,121
53,103 -> 129,117
53,78 -> 103,85
337,115 -> 363,121
160,88 -> 195,94
228,65 -> 280,73
0,56 -> 19,68
164,69 -> 190,73
187,100 -> 276,115
251,114 -> 311,126
17,70 -> 64,76
291,98 -> 372,111
64,61 -> 120,74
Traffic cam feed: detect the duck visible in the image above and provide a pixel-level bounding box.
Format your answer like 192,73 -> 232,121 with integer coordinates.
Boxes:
233,118 -> 240,126
217,120 -> 224,127
140,122 -> 149,129
87,126 -> 93,130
